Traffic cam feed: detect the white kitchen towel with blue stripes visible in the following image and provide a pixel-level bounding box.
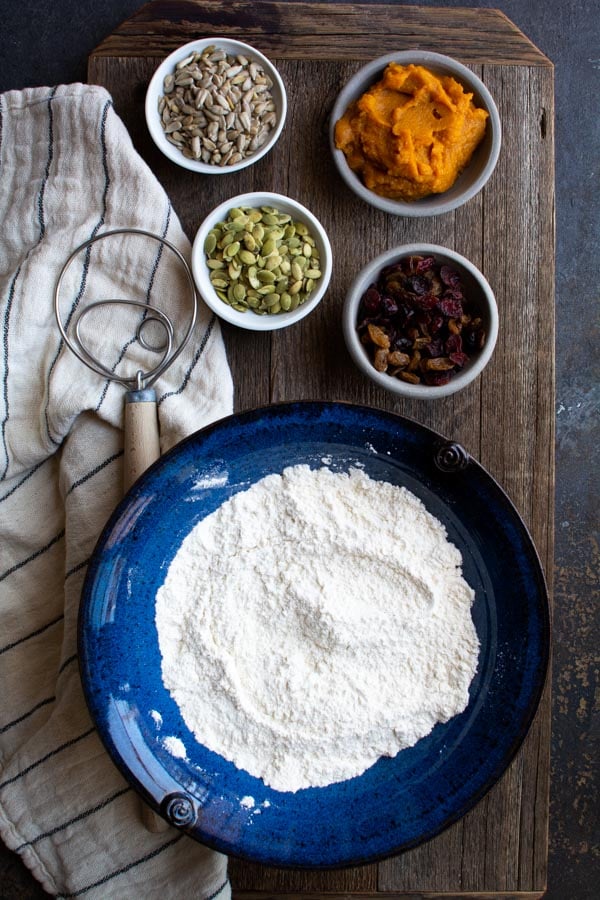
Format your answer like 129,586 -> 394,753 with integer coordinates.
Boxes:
0,84 -> 233,899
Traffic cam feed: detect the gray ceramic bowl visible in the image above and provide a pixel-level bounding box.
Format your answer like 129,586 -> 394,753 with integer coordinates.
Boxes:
343,244 -> 498,399
330,50 -> 501,216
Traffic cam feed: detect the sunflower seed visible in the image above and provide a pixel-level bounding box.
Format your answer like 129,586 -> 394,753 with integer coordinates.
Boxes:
158,45 -> 279,166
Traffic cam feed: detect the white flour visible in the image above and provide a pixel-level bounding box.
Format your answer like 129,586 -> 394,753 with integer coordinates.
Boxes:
155,465 -> 479,792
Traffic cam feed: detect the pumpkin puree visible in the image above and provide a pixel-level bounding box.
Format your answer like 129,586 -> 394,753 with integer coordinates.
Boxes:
334,63 -> 489,201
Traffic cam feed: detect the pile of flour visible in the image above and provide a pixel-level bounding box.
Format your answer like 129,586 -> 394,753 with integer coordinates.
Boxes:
155,465 -> 479,792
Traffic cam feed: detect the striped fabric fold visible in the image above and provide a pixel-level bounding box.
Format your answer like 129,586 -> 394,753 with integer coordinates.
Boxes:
0,84 -> 233,899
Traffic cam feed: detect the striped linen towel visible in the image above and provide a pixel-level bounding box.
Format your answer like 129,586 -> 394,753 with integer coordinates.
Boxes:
0,84 -> 233,899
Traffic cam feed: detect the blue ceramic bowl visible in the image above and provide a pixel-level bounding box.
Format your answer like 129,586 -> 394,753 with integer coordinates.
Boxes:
79,402 -> 549,867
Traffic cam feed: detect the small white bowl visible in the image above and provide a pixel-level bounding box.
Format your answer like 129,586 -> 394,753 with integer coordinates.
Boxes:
145,38 -> 287,174
330,50 -> 501,216
343,244 -> 498,399
191,192 -> 333,331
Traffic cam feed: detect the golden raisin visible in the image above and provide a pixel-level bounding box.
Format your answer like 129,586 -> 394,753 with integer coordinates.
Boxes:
374,348 -> 389,371
367,323 -> 390,349
388,350 -> 410,368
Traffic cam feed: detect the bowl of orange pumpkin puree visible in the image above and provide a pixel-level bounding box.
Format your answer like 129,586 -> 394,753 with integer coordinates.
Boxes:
330,51 -> 501,216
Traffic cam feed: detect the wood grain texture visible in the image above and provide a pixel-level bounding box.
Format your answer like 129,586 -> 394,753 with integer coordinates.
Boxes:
88,3 -> 554,896
91,1 -> 552,66
231,894 -> 546,900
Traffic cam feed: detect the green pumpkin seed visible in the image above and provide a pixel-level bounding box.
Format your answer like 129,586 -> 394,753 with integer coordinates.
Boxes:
261,238 -> 277,257
204,204 -> 324,316
264,255 -> 281,272
223,241 -> 240,258
257,269 -> 276,284
218,231 -> 235,247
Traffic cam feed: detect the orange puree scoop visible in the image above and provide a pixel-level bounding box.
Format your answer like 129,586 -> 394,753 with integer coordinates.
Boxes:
334,63 -> 488,201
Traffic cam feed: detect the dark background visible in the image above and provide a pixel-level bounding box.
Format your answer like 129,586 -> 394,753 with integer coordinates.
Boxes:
0,1 -> 597,897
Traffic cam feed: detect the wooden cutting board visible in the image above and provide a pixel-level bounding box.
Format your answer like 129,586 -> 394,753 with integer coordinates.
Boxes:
88,3 -> 555,897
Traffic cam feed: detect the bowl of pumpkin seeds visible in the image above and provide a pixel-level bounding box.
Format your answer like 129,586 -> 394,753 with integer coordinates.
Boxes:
191,192 -> 333,330
145,38 -> 287,173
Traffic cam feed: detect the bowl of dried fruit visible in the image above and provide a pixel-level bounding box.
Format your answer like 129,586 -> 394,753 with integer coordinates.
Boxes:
330,50 -> 501,216
343,244 -> 498,398
145,38 -> 287,173
191,191 -> 333,331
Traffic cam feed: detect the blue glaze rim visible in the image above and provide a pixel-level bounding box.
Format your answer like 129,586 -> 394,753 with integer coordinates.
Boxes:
78,401 -> 550,868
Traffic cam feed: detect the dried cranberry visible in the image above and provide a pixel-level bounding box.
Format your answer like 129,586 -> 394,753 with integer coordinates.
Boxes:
442,287 -> 464,302
362,286 -> 381,314
445,333 -> 463,355
440,265 -> 461,287
438,297 -> 463,318
424,370 -> 453,386
413,293 -> 437,311
449,351 -> 469,368
415,256 -> 435,273
393,336 -> 413,352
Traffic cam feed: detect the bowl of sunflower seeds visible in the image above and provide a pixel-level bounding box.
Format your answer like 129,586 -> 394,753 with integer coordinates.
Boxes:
145,38 -> 287,173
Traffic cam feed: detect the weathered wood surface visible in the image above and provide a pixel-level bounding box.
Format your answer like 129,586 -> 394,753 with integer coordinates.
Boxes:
88,2 -> 555,897
92,1 -> 552,66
